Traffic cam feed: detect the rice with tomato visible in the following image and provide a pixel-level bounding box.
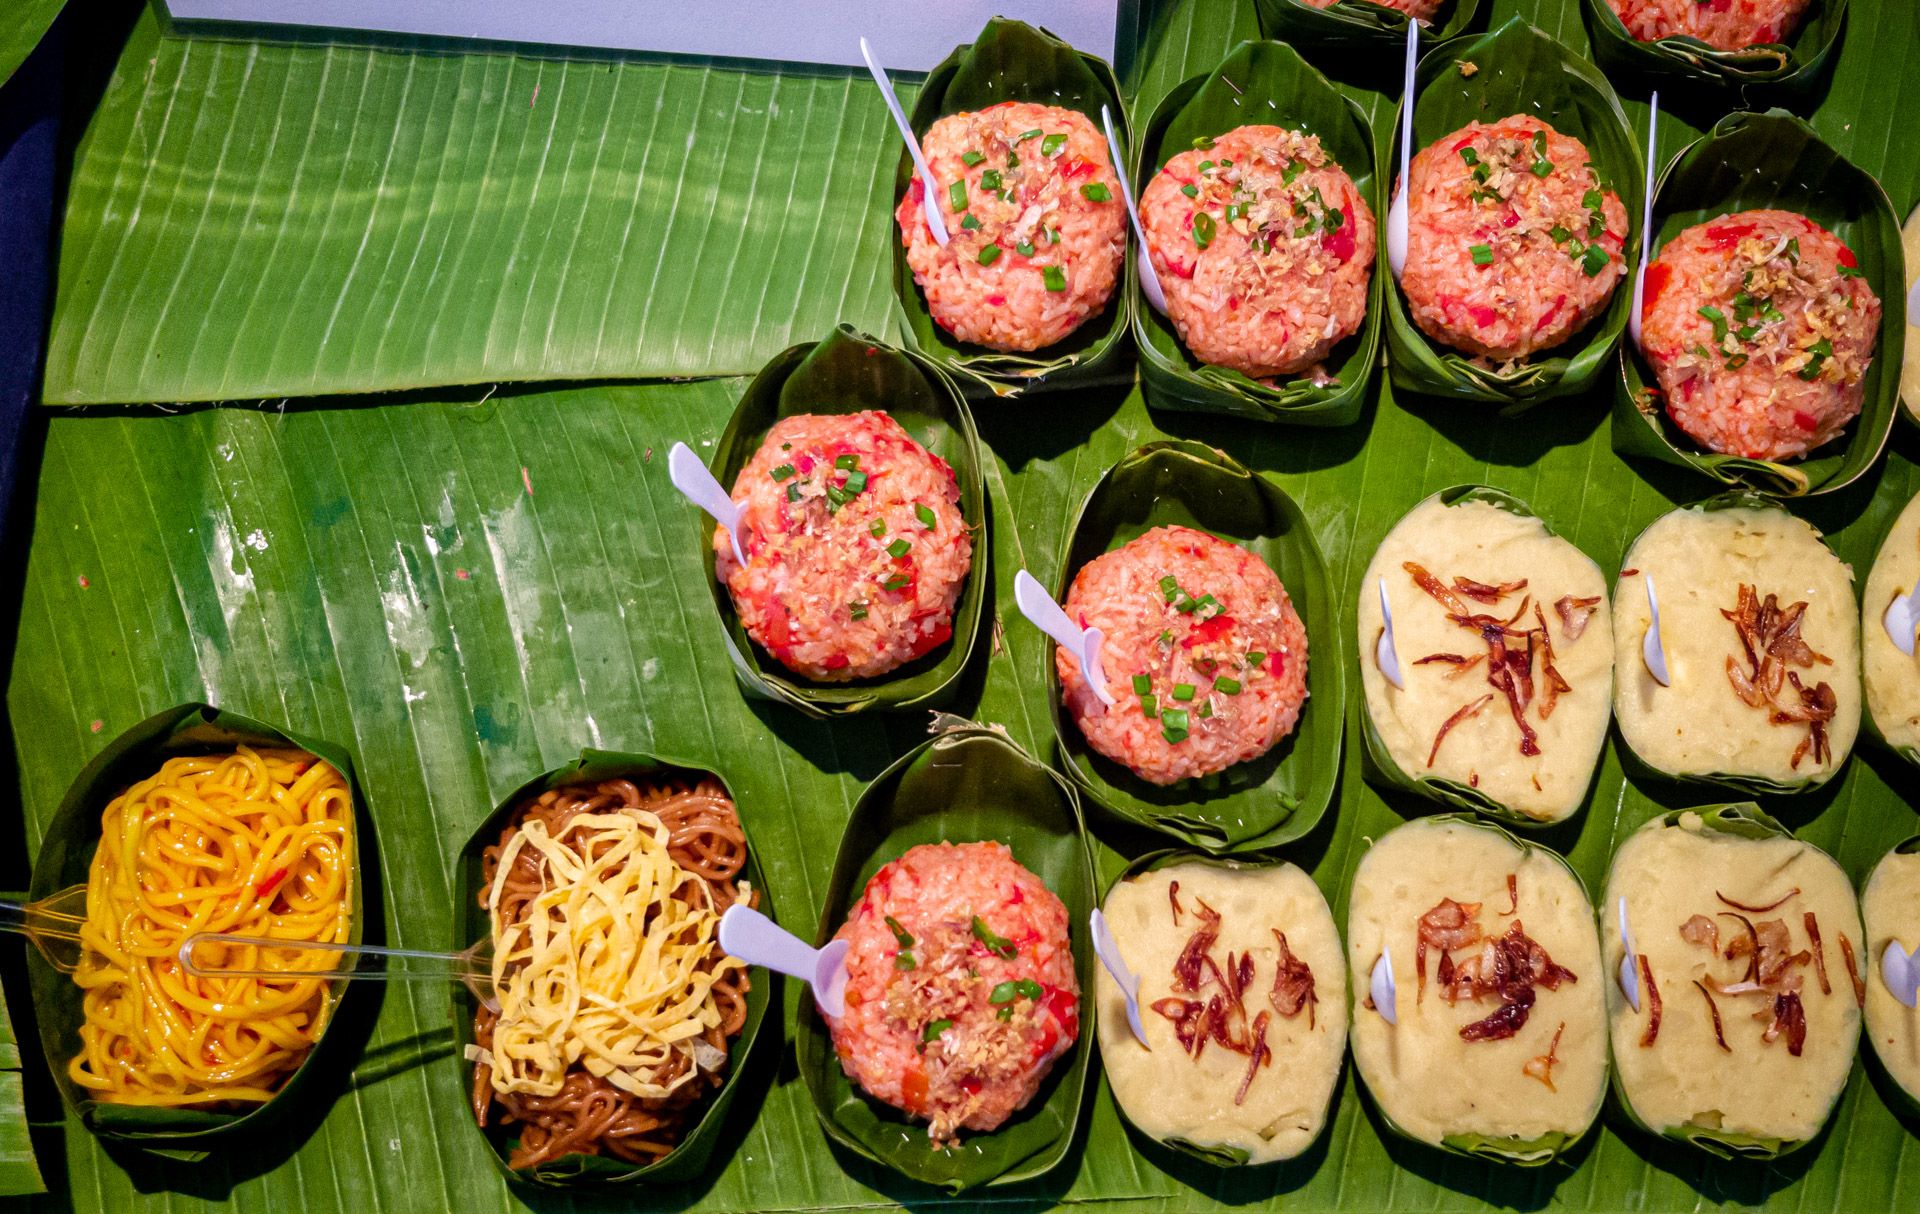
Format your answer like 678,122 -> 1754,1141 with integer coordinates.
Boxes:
1638,209 -> 1880,463
1401,116 -> 1629,362
1059,526 -> 1309,786
714,411 -> 971,681
1604,0 -> 1811,50
1139,125 -> 1376,380
896,101 -> 1126,353
826,841 -> 1079,1147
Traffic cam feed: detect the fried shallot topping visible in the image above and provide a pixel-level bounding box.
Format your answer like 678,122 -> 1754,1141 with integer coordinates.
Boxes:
1679,914 -> 1719,950
1639,954 -> 1662,1047
1716,887 -> 1799,914
1554,595 -> 1602,641
1839,934 -> 1865,1006
1522,1021 -> 1566,1091
1414,896 -> 1576,1047
1168,880 -> 1183,925
1721,584 -> 1836,769
1499,873 -> 1519,917
1402,561 -> 1592,764
1804,912 -> 1830,996
1675,901 -> 1823,1054
1269,930 -> 1317,1030
1695,981 -> 1731,1052
1763,991 -> 1807,1057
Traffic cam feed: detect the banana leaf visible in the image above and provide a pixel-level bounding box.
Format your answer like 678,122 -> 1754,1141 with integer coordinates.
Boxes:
0,981 -> 42,1196
1097,848 -> 1342,1168
1581,0 -> 1849,106
1614,490 -> 1857,794
1357,485 -> 1609,827
1600,803 -> 1847,1157
793,721 -> 1094,1191
1348,814 -> 1603,1164
1381,18 -> 1642,406
892,18 -> 1133,398
1131,40 -> 1383,426
0,0 -> 61,88
1863,834 -> 1920,1117
1044,440 -> 1343,853
699,326 -> 987,717
1611,110 -> 1903,498
1253,0 -> 1482,54
449,749 -> 773,1188
24,703 -> 366,1151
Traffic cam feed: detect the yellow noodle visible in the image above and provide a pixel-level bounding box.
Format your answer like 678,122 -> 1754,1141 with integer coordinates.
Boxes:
67,746 -> 353,1106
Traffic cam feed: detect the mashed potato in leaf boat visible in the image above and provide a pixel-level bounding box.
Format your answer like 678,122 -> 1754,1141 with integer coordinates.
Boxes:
1603,806 -> 1863,1157
1096,856 -> 1345,1165
1358,488 -> 1613,826
1348,816 -> 1606,1164
1863,840 -> 1920,1112
1612,494 -> 1858,793
1862,488 -> 1920,764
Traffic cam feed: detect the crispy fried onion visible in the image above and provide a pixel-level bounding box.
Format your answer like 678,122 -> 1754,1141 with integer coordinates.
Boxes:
1639,954 -> 1662,1047
1840,933 -> 1865,1007
1415,897 -> 1576,1046
1720,584 -> 1836,770
1149,897 -> 1310,1105
1522,1021 -> 1566,1091
1695,981 -> 1731,1052
1675,903 -> 1821,1053
1404,562 -> 1585,764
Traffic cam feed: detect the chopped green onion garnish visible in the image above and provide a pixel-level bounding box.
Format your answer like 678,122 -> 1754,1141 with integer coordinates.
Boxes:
960,213 -> 981,231
1042,265 -> 1067,291
948,181 -> 967,211
1531,159 -> 1554,178
1158,630 -> 1173,646
1080,182 -> 1112,202
1839,264 -> 1866,278
1192,212 -> 1216,250
842,471 -> 868,494
978,244 -> 1002,266
1470,244 -> 1494,266
915,503 -> 937,529
1197,702 -> 1213,718
882,573 -> 911,591
980,169 -> 1003,192
1139,695 -> 1158,719
1215,676 -> 1241,695
1198,160 -> 1214,173
1459,148 -> 1480,166
835,453 -> 859,470
1018,128 -> 1042,142
786,484 -> 802,503
1161,709 -> 1189,744
1172,683 -> 1195,702
886,916 -> 914,948
1016,241 -> 1034,257
894,952 -> 916,970
1797,338 -> 1833,381
1006,151 -> 1019,169
771,463 -> 795,481
1192,135 -> 1215,150
870,519 -> 886,537
1047,227 -> 1061,244
961,151 -> 985,167
1699,305 -> 1728,343
1548,225 -> 1572,244
923,1019 -> 952,1043
1282,160 -> 1306,184
971,916 -> 1017,958
1041,133 -> 1068,157
1015,979 -> 1043,1000
1246,651 -> 1267,667
1785,237 -> 1800,261
849,601 -> 868,621
1132,674 -> 1151,695
1160,575 -> 1181,601
1582,188 -> 1603,210
1181,183 -> 1198,198
886,538 -> 911,558
1581,245 -> 1609,277
989,981 -> 1020,1005
1588,211 -> 1606,240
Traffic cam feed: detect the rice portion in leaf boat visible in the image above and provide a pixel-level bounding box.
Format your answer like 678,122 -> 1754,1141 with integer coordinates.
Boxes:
1058,525 -> 1309,786
826,842 -> 1079,1147
1603,810 -> 1863,1154
1348,817 -> 1607,1160
1402,116 -> 1628,362
715,411 -> 971,682
1603,0 -> 1813,50
896,102 -> 1125,353
1139,124 -> 1375,380
1613,499 -> 1859,790
1862,846 -> 1920,1107
1862,489 -> 1920,759
1639,210 -> 1881,464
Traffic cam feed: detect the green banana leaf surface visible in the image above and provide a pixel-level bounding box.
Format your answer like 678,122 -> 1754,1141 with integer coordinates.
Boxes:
1254,0 -> 1483,56
8,0 -> 1920,1211
0,982 -> 42,1196
0,0 -> 62,87
1612,110 -> 1904,498
1131,39 -> 1383,425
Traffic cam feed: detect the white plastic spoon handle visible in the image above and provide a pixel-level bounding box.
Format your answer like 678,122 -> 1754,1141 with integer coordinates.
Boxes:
668,442 -> 747,568
1908,274 -> 1920,319
1090,909 -> 1149,1049
1617,896 -> 1641,1012
1884,941 -> 1919,1009
718,904 -> 816,985
860,37 -> 949,247
1385,21 -> 1417,279
1014,570 -> 1116,707
1370,946 -> 1398,1026
1885,578 -> 1920,657
1101,105 -> 1166,316
1641,575 -> 1671,687
1629,92 -> 1660,350
1376,578 -> 1405,690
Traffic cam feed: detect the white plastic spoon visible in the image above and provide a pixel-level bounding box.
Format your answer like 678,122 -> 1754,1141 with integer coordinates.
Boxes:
718,903 -> 850,1018
1100,104 -> 1167,316
1370,946 -> 1398,1026
1376,578 -> 1406,690
1883,939 -> 1920,1009
668,442 -> 747,568
860,37 -> 949,247
1617,896 -> 1642,1012
1014,569 -> 1115,708
1628,92 -> 1661,350
1884,577 -> 1920,657
1641,574 -> 1671,687
1089,909 -> 1149,1049
1385,20 -> 1419,279
1908,272 -> 1920,320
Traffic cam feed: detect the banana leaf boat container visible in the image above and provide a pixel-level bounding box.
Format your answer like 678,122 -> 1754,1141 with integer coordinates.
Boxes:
1254,0 -> 1481,57
1581,0 -> 1848,108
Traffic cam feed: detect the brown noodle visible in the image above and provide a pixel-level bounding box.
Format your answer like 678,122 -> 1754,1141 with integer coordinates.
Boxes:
469,776 -> 755,1170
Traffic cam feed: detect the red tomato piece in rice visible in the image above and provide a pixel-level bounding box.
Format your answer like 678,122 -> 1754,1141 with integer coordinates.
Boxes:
827,841 -> 1079,1146
1604,0 -> 1812,51
714,411 -> 971,681
1638,208 -> 1880,463
1401,116 -> 1629,362
896,101 -> 1126,353
1059,526 -> 1310,785
1139,124 -> 1377,380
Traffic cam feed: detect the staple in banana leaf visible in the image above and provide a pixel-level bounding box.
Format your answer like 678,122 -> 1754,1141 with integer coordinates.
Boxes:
1096,849 -> 1345,1166
1356,486 -> 1613,827
700,325 -> 987,718
1601,804 -> 1863,1157
1252,0 -> 1481,55
1861,487 -> 1920,767
1611,491 -> 1860,794
1131,40 -> 1382,426
1381,19 -> 1641,407
450,750 -> 772,1188
1862,836 -> 1920,1116
1346,814 -> 1607,1164
1612,110 -> 1902,498
1044,440 -> 1342,853
25,703 -> 366,1153
890,18 -> 1132,398
1581,0 -> 1848,106
793,722 -> 1095,1192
